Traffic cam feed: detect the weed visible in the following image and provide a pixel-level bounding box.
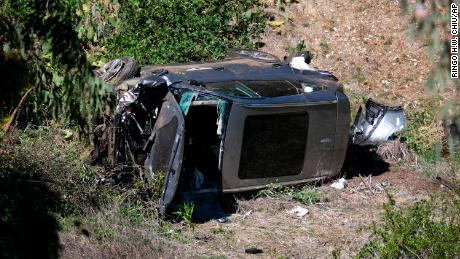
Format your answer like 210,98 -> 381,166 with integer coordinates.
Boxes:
91,224 -> 116,243
286,40 -> 308,56
401,106 -> 441,160
148,170 -> 165,199
331,248 -> 341,259
292,188 -> 323,205
319,42 -> 330,54
117,205 -> 144,225
353,68 -> 366,84
174,202 -> 195,231
258,183 -> 289,198
158,220 -> 190,243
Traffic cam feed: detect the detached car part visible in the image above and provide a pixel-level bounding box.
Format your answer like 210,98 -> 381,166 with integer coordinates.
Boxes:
351,99 -> 406,145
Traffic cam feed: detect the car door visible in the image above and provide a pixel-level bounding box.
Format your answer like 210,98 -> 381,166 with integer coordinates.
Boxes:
143,91 -> 185,217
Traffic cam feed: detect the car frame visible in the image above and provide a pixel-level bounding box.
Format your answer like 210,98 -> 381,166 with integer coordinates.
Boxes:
98,50 -> 406,217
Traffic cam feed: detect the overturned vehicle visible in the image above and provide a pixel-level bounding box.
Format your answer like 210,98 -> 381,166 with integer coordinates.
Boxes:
91,50 -> 406,216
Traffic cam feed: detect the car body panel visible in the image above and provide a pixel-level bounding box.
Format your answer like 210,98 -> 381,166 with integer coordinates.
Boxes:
351,99 -> 406,145
221,90 -> 339,191
143,92 -> 185,216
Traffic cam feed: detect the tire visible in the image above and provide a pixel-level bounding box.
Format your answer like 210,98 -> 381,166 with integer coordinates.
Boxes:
110,57 -> 140,86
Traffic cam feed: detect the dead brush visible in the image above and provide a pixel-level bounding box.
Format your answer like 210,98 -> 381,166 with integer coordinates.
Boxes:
376,139 -> 409,162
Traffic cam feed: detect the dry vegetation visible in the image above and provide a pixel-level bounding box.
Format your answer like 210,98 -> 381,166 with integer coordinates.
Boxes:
262,0 -> 431,104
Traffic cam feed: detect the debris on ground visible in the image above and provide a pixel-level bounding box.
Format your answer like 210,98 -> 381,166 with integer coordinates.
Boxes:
287,206 -> 309,218
216,216 -> 229,224
245,247 -> 263,254
330,177 -> 347,190
350,175 -> 385,199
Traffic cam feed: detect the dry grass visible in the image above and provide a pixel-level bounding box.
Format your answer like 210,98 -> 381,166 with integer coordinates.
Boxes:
261,0 -> 431,106
185,167 -> 446,258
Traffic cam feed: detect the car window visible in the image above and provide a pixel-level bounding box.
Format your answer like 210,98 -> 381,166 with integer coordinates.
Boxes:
206,80 -> 316,98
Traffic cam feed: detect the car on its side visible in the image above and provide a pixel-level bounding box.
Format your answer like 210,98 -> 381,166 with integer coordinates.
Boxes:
94,50 -> 406,216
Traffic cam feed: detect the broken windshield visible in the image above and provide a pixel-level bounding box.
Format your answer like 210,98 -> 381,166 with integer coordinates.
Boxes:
205,80 -> 312,98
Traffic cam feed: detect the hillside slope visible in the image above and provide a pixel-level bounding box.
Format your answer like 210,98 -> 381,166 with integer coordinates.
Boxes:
261,0 -> 430,107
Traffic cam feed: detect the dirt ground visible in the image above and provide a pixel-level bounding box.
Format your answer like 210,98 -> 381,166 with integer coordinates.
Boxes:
189,165 -> 446,258
58,1 -> 448,258
59,162 -> 447,259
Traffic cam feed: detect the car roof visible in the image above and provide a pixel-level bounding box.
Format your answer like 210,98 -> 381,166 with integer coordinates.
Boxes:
140,57 -> 341,98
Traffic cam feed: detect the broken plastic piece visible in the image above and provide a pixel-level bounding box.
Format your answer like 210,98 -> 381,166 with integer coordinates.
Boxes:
290,56 -> 313,70
351,99 -> 406,145
216,216 -> 229,223
331,177 -> 347,190
287,206 -> 309,218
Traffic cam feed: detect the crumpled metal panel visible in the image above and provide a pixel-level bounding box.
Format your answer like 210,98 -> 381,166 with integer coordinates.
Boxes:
351,99 -> 406,145
116,75 -> 168,112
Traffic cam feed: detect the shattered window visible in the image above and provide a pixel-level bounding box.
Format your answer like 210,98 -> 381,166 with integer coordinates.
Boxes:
238,112 -> 308,179
206,80 -> 305,98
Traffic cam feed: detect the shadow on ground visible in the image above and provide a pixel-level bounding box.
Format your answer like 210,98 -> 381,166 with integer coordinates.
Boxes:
0,161 -> 62,258
341,143 -> 390,179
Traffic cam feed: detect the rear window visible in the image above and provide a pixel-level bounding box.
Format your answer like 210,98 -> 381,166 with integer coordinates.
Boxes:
238,113 -> 308,179
206,80 -> 309,98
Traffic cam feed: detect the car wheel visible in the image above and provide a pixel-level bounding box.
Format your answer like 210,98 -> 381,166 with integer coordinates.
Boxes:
95,57 -> 140,86
110,57 -> 140,86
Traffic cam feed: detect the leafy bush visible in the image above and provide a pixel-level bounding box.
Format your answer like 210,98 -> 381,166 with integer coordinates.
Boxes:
104,0 -> 266,64
399,1 -> 459,155
357,194 -> 460,258
0,0 -> 111,130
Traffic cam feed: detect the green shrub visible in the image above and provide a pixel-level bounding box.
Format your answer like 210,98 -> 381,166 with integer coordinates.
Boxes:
104,0 -> 266,64
1,0 -> 111,130
357,194 -> 460,258
402,108 -> 439,160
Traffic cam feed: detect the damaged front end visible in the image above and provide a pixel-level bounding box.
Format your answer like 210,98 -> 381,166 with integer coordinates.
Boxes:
350,99 -> 406,145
